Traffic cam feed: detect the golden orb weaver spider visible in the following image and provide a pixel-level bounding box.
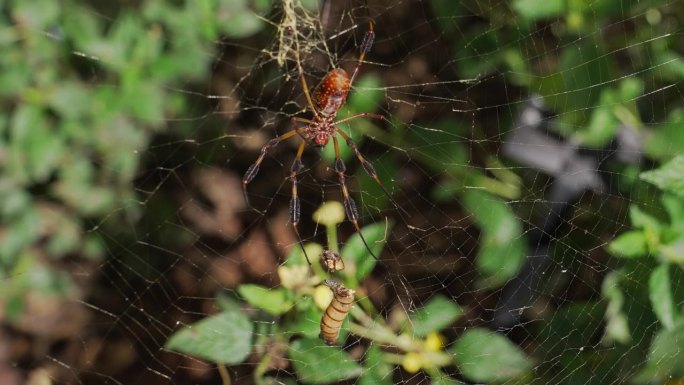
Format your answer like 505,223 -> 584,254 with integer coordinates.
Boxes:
242,20 -> 394,267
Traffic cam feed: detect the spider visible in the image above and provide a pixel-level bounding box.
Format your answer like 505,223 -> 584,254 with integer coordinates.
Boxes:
242,20 -> 394,266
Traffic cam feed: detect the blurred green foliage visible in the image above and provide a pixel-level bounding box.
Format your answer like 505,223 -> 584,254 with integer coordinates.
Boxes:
427,0 -> 684,383
604,187 -> 684,382
1,0 -> 682,383
0,0 -> 268,326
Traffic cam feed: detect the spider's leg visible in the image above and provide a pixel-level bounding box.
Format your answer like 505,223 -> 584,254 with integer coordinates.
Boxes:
332,135 -> 379,261
349,19 -> 375,87
334,112 -> 385,126
292,117 -> 317,145
242,130 -> 299,210
291,34 -> 320,120
293,116 -> 315,125
289,140 -> 312,267
335,126 -> 409,218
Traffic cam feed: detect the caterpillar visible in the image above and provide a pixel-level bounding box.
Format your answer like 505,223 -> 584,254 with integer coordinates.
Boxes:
320,279 -> 355,345
321,249 -> 345,272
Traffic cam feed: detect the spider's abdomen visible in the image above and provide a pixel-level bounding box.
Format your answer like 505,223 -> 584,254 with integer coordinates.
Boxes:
312,68 -> 350,118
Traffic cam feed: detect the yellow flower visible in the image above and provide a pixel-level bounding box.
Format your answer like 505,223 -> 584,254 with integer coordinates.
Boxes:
313,283 -> 334,310
277,265 -> 311,290
402,351 -> 424,373
313,201 -> 345,226
424,332 -> 446,352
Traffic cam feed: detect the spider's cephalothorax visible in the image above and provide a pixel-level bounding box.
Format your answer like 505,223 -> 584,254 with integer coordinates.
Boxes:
243,20 -> 395,268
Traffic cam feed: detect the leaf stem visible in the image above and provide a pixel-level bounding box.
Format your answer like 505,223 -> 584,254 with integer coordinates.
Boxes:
325,224 -> 339,254
347,306 -> 453,367
217,364 -> 231,385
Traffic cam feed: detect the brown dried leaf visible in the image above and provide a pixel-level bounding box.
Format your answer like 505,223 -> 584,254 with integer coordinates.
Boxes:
265,339 -> 289,371
209,254 -> 243,289
181,168 -> 245,240
182,356 -> 214,381
0,366 -> 21,385
267,209 -> 297,257
170,259 -> 201,295
11,292 -> 89,339
238,230 -> 278,280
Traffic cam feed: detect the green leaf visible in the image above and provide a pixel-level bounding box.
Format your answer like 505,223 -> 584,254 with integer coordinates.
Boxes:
512,0 -> 564,21
238,284 -> 293,315
535,42 -> 610,134
48,83 -> 91,119
217,4 -> 264,39
629,205 -> 661,232
579,93 -> 619,147
476,235 -> 527,288
608,230 -> 647,258
289,337 -> 363,384
0,209 -> 41,268
165,311 -> 253,364
645,109 -> 684,160
285,243 -> 323,267
320,131 -> 353,163
347,75 -> 384,113
101,14 -> 143,71
649,264 -> 676,331
408,120 -> 468,174
658,236 -> 684,264
462,190 -> 517,235
618,77 -> 644,102
45,210 -> 81,257
657,50 -> 684,81
61,4 -> 101,49
408,294 -> 463,337
283,297 -> 323,339
632,320 -> 684,382
358,154 -> 397,210
9,251 -> 76,296
451,328 -> 533,382
662,194 -> 684,226
452,27 -> 504,78
602,271 -> 631,344
462,190 -> 526,286
52,182 -> 117,216
13,0 -> 60,30
27,125 -> 64,183
341,221 -> 392,283
431,375 -> 465,385
430,0 -> 465,35
537,302 -> 607,356
216,291 -> 243,313
641,155 -> 684,198
125,82 -> 165,123
359,344 -> 393,385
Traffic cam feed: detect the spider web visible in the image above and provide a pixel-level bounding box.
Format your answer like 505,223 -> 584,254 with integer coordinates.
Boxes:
2,0 -> 683,384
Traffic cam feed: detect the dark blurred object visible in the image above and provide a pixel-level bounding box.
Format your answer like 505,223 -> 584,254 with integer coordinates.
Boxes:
492,95 -> 642,330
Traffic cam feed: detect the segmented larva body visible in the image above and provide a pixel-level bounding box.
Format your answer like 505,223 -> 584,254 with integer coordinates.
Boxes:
320,280 -> 355,345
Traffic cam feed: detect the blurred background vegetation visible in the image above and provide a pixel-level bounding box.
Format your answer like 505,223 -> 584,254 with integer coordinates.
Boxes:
0,0 -> 682,384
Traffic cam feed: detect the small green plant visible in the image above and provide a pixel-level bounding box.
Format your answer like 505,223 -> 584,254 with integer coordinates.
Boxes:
603,156 -> 684,383
165,201 -> 533,384
0,0 -> 270,329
